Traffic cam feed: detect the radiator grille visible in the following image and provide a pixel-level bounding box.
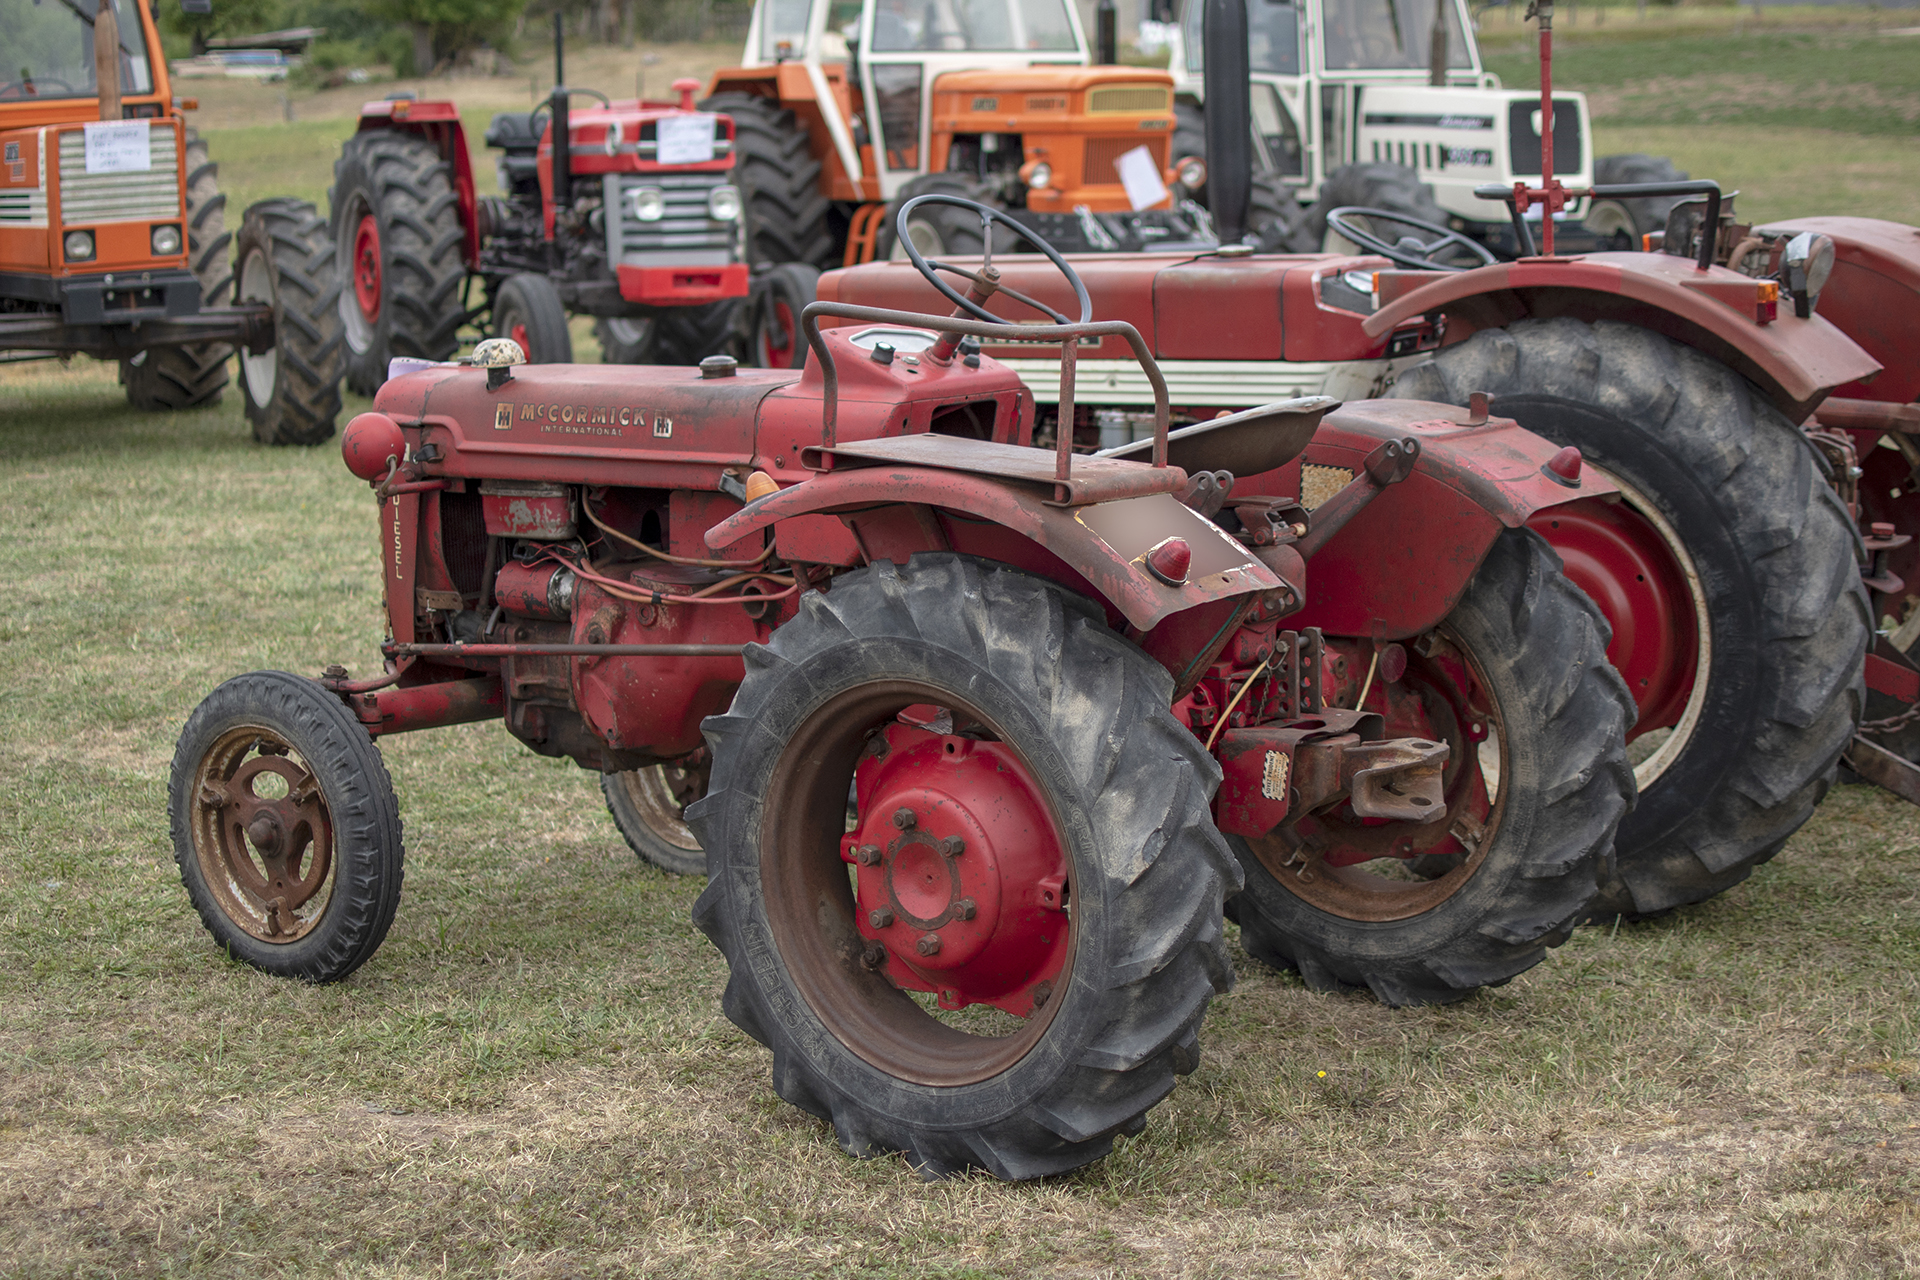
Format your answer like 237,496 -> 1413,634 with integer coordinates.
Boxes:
605,172 -> 737,264
58,124 -> 181,225
0,191 -> 47,225
1087,86 -> 1170,113
1084,136 -> 1166,184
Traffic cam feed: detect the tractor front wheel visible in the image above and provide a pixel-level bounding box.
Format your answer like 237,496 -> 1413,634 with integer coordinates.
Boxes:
603,757 -> 708,877
1231,528 -> 1635,1005
742,262 -> 818,369
1391,318 -> 1869,917
233,199 -> 346,446
490,273 -> 572,364
169,671 -> 404,982
594,316 -> 653,364
690,555 -> 1239,1179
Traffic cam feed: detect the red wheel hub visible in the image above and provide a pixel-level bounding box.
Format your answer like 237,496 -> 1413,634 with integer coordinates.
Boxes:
351,214 -> 382,322
510,321 -> 530,354
842,720 -> 1069,1015
1529,498 -> 1699,734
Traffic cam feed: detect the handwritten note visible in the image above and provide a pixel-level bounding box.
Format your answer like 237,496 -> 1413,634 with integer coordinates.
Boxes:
1115,145 -> 1169,213
656,114 -> 716,165
84,120 -> 150,174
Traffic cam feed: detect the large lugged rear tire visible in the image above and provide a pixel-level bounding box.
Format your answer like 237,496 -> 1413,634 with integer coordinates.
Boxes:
233,199 -> 346,446
123,131 -> 232,409
329,130 -> 468,395
1298,163 -> 1447,254
646,300 -> 736,366
1586,154 -> 1689,248
700,91 -> 833,268
1391,318 -> 1868,917
689,555 -> 1240,1179
1231,528 -> 1635,1005
169,671 -> 404,983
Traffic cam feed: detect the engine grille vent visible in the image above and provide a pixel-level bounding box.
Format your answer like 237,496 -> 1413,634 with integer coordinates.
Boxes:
605,172 -> 736,265
1087,86 -> 1170,114
1084,136 -> 1166,185
58,124 -> 182,225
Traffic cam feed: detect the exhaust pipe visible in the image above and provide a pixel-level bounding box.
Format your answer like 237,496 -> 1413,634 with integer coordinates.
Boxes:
1201,0 -> 1251,244
550,12 -> 571,220
1095,0 -> 1118,64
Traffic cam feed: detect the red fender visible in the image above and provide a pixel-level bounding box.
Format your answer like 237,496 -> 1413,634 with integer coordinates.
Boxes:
355,101 -> 480,271
1362,253 -> 1882,422
1277,399 -> 1619,641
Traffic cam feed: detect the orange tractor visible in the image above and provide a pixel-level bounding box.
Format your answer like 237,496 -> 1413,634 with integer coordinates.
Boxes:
0,0 -> 344,443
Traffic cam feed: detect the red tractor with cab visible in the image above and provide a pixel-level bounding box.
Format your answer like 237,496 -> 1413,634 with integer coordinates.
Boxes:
328,18 -> 768,393
171,197 -> 1634,1179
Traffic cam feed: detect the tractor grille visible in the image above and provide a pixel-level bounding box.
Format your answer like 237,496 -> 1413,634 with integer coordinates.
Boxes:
1087,86 -> 1170,113
0,191 -> 47,225
1084,136 -> 1166,185
604,172 -> 736,266
58,124 -> 182,225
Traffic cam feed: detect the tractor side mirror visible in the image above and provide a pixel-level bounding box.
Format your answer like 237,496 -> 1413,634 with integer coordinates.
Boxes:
180,0 -> 211,13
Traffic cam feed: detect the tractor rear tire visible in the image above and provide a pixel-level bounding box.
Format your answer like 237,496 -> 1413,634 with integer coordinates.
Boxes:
329,130 -> 468,395
647,301 -> 737,366
877,173 -> 1018,261
690,555 -> 1239,1179
594,316 -> 654,364
232,199 -> 346,447
123,131 -> 232,409
170,670 -> 404,983
603,761 -> 708,876
700,91 -> 834,268
1391,318 -> 1869,918
1230,527 -> 1634,1005
1168,102 -> 1307,251
490,273 -> 572,364
1586,154 -> 1689,249
1298,163 -> 1448,255
741,262 -> 818,369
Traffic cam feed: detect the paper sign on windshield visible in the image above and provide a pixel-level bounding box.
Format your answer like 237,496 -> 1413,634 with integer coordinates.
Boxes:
84,121 -> 152,175
1116,145 -> 1169,213
656,115 -> 716,165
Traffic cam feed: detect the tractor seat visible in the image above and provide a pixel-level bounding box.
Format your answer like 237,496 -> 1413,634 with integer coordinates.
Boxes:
485,111 -> 544,193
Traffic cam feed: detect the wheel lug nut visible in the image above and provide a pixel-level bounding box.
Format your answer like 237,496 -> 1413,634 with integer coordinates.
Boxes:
916,932 -> 942,957
941,836 -> 966,857
861,943 -> 886,969
892,807 -> 916,830
868,907 -> 894,929
954,896 -> 976,921
854,844 -> 882,866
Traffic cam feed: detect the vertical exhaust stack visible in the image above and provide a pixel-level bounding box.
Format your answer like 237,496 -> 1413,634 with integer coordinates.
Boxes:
94,0 -> 122,120
550,12 -> 572,222
1428,0 -> 1449,87
1095,0 -> 1118,65
1201,0 -> 1252,244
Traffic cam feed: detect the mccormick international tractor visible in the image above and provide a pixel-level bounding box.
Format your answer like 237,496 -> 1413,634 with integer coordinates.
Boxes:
170,197 -> 1635,1179
328,18 -> 757,392
824,8 -> 1882,934
1162,0 -> 1686,256
699,0 -> 1263,282
0,0 -> 344,443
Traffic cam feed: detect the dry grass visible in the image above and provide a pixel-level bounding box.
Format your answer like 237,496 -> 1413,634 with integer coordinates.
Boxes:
3,356 -> 1920,1278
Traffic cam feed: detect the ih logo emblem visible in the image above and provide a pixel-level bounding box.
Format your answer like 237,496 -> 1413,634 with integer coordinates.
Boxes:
495,404 -> 513,430
653,415 -> 672,438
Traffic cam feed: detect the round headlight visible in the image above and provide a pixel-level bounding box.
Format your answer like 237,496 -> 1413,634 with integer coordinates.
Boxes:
1026,162 -> 1052,191
1175,157 -> 1206,191
64,230 -> 95,261
151,224 -> 182,255
707,184 -> 742,222
630,186 -> 667,221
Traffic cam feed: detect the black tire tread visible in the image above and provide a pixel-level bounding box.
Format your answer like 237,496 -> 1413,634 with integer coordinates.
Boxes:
700,92 -> 834,268
1591,154 -> 1691,238
123,131 -> 232,409
600,768 -> 705,876
236,198 -> 345,446
688,555 -> 1241,1179
1295,162 -> 1448,254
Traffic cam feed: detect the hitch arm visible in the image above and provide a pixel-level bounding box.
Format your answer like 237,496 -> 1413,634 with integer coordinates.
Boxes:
1293,436 -> 1420,560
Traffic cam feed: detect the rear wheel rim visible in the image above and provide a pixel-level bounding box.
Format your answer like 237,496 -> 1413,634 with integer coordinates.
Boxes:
615,764 -> 702,853
236,247 -> 278,405
337,201 -> 379,354
761,681 -> 1072,1087
188,725 -> 335,943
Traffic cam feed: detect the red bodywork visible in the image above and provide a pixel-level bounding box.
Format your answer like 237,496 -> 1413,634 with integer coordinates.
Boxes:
354,101 -> 483,271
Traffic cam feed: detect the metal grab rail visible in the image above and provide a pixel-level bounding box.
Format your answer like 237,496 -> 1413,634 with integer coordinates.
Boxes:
1474,180 -> 1724,269
798,299 -> 1173,483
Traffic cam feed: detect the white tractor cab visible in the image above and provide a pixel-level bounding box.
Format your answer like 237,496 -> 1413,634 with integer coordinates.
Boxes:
1163,0 -> 1679,255
714,0 -> 1222,262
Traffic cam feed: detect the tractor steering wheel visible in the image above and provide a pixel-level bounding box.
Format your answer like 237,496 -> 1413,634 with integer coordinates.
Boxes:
0,76 -> 76,98
1325,206 -> 1498,272
895,193 -> 1092,327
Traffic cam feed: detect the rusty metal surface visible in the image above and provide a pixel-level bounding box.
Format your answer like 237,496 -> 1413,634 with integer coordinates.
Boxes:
1095,397 -> 1340,478
810,433 -> 1187,506
1843,734 -> 1920,806
1815,397 -> 1920,434
187,726 -> 334,942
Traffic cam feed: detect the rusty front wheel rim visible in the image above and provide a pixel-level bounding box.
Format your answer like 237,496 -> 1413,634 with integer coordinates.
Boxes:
188,724 -> 336,943
760,680 -> 1072,1088
1247,627 -> 1506,922
613,764 -> 703,853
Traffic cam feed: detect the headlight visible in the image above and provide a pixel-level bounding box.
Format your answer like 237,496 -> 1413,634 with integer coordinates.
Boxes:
64,230 -> 94,261
150,224 -> 182,255
1783,231 -> 1836,318
707,184 -> 742,222
1175,157 -> 1206,191
629,186 -> 667,221
1026,161 -> 1052,190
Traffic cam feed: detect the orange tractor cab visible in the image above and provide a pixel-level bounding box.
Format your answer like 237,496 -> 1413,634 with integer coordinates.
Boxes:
328,18 -> 756,392
0,0 -> 344,443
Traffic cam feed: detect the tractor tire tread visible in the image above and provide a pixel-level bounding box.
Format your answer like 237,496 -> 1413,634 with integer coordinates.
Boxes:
700,92 -> 834,268
236,198 -> 345,445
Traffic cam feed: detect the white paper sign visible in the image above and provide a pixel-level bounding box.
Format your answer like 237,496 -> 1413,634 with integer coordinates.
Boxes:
84,120 -> 151,174
1115,144 -> 1169,213
656,114 -> 716,165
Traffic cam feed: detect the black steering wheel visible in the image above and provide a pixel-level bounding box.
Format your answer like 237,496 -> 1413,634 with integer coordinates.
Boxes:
1325,206 -> 1498,272
0,76 -> 76,98
895,193 -> 1092,327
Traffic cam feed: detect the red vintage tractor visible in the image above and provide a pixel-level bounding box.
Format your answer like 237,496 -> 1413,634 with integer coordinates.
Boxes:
171,199 -> 1633,1178
327,18 -> 766,394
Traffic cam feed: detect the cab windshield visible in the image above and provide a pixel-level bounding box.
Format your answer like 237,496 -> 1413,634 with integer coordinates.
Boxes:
1321,0 -> 1470,72
1183,0 -> 1301,77
0,0 -> 156,100
869,0 -> 1078,53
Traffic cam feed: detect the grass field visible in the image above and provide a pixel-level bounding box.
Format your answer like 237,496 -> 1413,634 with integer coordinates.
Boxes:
4,12 -> 1920,1278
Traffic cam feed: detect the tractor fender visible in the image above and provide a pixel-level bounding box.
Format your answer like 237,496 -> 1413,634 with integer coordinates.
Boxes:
1284,399 -> 1618,641
704,465 -> 1281,636
353,100 -> 480,270
1362,254 -> 1882,422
